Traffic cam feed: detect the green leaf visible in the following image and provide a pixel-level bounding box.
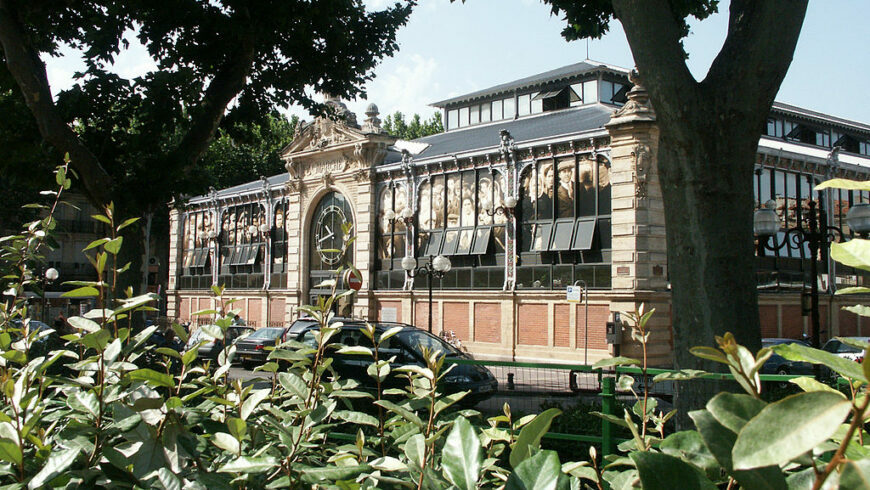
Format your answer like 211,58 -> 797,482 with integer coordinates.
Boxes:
91,214 -> 112,225
67,316 -> 101,333
62,286 -> 100,298
591,356 -> 640,368
200,324 -> 224,341
505,450 -> 562,490
182,346 -> 199,366
789,376 -> 846,395
104,237 -> 123,255
375,400 -> 424,428
652,369 -> 707,382
732,391 -> 852,470
27,447 -> 80,489
212,432 -> 240,454
227,417 -> 246,440
218,456 -> 278,474
379,326 -> 403,344
118,217 -> 140,231
299,465 -> 372,484
839,287 -> 870,296
840,459 -> 870,489
129,369 -> 175,388
156,467 -> 182,490
156,347 -> 182,359
630,451 -> 717,490
240,389 -> 270,421
335,346 -> 373,356
333,410 -> 379,427
83,238 -> 109,251
278,372 -> 307,399
689,346 -> 729,364
510,408 -> 561,468
706,393 -> 767,433
0,438 -> 21,466
70,391 -> 99,418
774,342 -> 866,381
815,178 -> 870,191
404,433 -> 426,470
659,431 -> 721,481
442,417 -> 482,490
832,240 -> 870,272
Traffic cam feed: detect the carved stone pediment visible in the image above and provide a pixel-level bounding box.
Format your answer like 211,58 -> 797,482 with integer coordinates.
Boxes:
282,116 -> 367,156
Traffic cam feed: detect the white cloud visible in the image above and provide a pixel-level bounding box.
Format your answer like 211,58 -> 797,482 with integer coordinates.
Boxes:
347,53 -> 441,120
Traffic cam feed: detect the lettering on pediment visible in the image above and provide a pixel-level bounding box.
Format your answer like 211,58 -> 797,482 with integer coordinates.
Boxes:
303,159 -> 349,178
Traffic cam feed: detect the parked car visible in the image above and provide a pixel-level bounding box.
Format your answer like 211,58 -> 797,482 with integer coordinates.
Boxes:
761,338 -> 813,380
235,326 -> 290,368
287,319 -> 498,405
821,337 -> 870,362
185,325 -> 254,362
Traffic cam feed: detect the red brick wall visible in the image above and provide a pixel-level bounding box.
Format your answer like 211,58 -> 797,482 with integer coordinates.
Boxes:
414,302 -> 439,332
443,302 -> 469,340
248,299 -> 262,327
518,304 -> 548,346
554,304 -> 571,347
781,305 -> 804,339
179,297 -> 191,322
577,305 -> 609,349
269,298 -> 285,326
474,303 -> 501,343
759,305 -> 778,338
379,301 -> 402,323
840,306 -> 858,336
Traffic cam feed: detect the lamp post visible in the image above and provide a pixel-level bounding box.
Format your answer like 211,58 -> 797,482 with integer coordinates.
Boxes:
754,198 -> 870,349
401,254 -> 451,333
485,195 -> 518,217
41,267 -> 59,324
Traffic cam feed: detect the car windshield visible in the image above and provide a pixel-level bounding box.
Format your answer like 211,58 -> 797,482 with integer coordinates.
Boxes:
397,329 -> 460,358
246,327 -> 284,340
228,327 -> 253,342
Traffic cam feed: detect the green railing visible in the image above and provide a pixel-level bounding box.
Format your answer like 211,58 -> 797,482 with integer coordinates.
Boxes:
324,357 -> 821,457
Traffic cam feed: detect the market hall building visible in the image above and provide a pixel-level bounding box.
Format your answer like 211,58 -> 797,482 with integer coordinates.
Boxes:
166,61 -> 870,366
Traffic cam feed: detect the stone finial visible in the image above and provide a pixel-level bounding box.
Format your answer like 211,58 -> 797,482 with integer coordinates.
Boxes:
362,102 -> 383,134
608,68 -> 655,124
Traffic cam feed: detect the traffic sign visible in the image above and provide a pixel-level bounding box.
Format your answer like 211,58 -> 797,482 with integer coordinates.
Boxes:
345,269 -> 363,291
566,285 -> 582,303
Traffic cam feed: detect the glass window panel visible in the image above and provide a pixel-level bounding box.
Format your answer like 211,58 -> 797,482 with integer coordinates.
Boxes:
492,100 -> 502,120
537,160 -> 554,220
521,167 -> 536,222
477,172 -> 494,226
471,227 -> 492,255
503,97 -> 515,119
597,156 -> 611,215
578,157 -> 596,217
458,107 -> 469,127
460,171 -> 475,227
774,170 -> 786,228
583,80 -> 597,103
394,186 -> 408,234
600,80 -> 614,104
550,220 -> 575,250
570,83 -> 584,106
418,181 -> 432,230
517,94 -> 531,116
556,158 -> 575,219
446,174 -> 461,227
393,232 -> 406,259
533,223 -> 553,251
424,231 -> 443,256
598,218 -> 612,250
553,265 -> 572,288
493,226 -> 506,253
572,219 -> 596,250
442,230 -> 460,255
456,229 -> 474,255
432,175 -> 445,228
480,103 -> 491,122
760,168 -> 772,204
469,105 -> 480,124
531,94 -> 543,114
447,110 -> 458,130
520,224 -> 535,252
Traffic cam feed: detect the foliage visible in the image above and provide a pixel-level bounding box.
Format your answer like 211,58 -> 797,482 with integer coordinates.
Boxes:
382,111 -> 443,140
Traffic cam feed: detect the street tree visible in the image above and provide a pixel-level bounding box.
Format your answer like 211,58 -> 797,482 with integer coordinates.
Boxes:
382,111 -> 443,139
0,0 -> 414,293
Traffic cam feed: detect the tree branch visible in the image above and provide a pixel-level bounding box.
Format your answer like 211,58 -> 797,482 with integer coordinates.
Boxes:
0,0 -> 114,206
611,0 -> 699,121
171,38 -> 256,178
704,0 -> 807,112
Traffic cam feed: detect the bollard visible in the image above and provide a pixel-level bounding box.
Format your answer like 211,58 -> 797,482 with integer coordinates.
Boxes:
600,376 -> 615,457
507,372 -> 515,390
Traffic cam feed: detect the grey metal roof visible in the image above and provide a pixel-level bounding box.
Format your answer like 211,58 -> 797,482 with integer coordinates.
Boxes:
409,104 -> 615,161
771,102 -> 870,135
430,60 -> 630,108
189,173 -> 288,204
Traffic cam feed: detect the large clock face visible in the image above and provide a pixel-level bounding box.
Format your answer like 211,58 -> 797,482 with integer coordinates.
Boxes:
315,204 -> 346,265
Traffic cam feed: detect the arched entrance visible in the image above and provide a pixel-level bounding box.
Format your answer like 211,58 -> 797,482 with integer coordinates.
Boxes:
308,191 -> 354,308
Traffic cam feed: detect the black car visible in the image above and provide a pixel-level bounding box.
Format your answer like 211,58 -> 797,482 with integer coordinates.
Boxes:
762,338 -> 813,376
186,325 -> 254,361
235,326 -> 289,368
287,319 -> 498,405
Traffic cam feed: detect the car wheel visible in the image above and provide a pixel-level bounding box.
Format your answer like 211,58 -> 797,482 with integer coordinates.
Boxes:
776,367 -> 790,388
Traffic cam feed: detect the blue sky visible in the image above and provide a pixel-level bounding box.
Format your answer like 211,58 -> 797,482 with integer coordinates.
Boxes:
45,1 -> 870,126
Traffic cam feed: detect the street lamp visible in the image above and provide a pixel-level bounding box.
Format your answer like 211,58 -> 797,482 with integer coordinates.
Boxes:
402,254 -> 451,333
41,267 -> 59,324
753,198 -> 870,349
485,195 -> 518,217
